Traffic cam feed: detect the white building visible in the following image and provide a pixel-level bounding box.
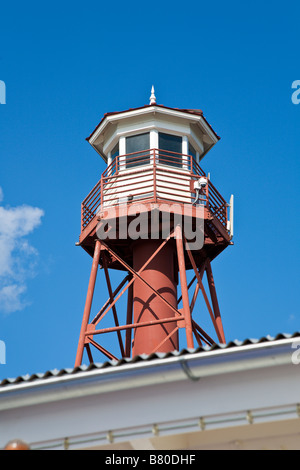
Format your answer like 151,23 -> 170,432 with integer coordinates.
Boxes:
1,334 -> 300,450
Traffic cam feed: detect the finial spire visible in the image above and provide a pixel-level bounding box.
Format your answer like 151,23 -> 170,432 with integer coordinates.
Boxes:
149,85 -> 156,105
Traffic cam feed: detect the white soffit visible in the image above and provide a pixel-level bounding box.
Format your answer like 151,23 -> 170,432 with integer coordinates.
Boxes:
88,106 -> 218,150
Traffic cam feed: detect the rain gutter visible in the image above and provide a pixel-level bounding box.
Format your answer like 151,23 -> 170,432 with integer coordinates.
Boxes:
0,337 -> 295,412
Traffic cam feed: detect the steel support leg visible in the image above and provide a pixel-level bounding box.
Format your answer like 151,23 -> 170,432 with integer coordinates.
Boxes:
175,225 -> 194,349
125,282 -> 133,357
75,240 -> 101,367
205,260 -> 226,343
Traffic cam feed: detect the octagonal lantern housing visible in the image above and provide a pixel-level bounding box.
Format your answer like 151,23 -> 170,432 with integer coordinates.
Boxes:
86,103 -> 220,207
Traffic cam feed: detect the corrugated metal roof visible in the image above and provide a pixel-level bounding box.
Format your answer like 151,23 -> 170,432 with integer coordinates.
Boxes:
1,332 -> 299,388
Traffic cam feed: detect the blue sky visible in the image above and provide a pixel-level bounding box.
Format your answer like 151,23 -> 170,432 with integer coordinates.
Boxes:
0,0 -> 299,379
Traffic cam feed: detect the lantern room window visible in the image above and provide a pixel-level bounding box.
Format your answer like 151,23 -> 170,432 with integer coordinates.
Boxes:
126,133 -> 150,168
158,132 -> 182,168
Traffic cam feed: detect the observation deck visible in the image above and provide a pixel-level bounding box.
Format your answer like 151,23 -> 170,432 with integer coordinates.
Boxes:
78,149 -> 233,270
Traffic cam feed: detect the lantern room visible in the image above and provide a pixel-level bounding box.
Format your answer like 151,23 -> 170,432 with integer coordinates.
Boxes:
85,87 -> 221,209
87,88 -> 219,166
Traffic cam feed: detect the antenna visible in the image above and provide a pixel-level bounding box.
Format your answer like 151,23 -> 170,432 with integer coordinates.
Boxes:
228,194 -> 234,238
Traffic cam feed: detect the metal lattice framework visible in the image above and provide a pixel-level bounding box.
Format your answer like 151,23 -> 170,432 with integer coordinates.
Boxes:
75,225 -> 226,367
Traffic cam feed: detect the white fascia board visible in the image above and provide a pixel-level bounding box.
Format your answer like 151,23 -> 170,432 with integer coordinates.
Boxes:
89,106 -> 205,146
198,116 -> 219,144
89,107 -> 218,161
0,338 -> 296,412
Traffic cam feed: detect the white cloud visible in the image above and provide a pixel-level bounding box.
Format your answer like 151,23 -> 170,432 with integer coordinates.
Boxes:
0,187 -> 44,314
0,284 -> 28,314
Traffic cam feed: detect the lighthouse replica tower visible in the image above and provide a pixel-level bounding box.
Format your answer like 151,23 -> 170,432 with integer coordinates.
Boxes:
75,88 -> 233,366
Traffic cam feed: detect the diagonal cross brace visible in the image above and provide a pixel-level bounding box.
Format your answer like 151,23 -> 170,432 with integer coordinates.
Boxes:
92,233 -> 183,330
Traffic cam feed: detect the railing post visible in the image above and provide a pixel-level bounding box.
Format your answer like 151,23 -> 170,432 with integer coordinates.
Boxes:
100,175 -> 103,209
153,149 -> 157,203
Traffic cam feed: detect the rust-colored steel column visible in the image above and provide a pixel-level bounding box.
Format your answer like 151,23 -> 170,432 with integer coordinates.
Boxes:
75,240 -> 101,367
132,240 -> 178,356
175,225 -> 194,349
205,259 -> 226,343
125,282 -> 133,357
